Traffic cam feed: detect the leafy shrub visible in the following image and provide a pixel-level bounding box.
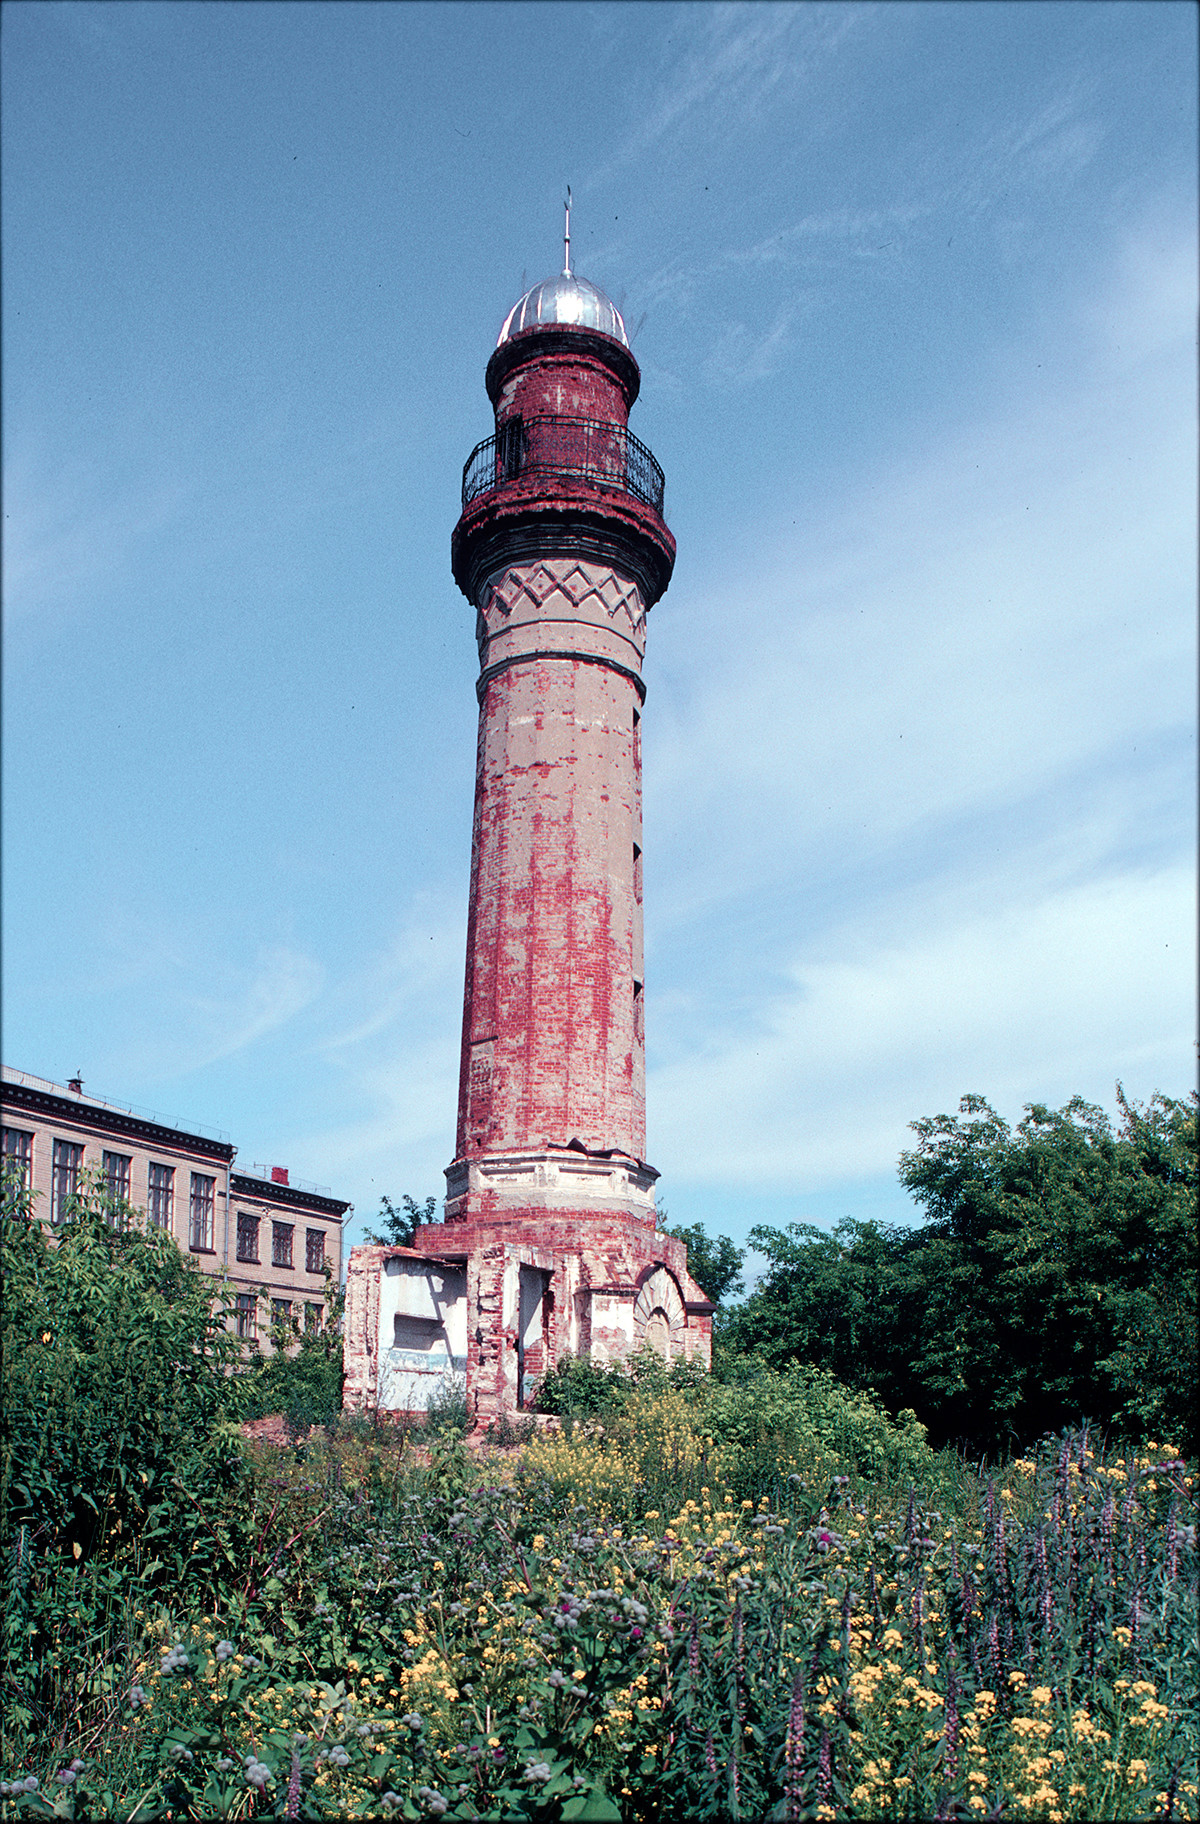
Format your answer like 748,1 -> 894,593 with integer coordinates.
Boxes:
704,1360 -> 936,1490
537,1347 -> 709,1421
536,1350 -> 629,1419
5,1422 -> 1193,1820
0,1168 -> 242,1565
1,1167 -> 246,1757
239,1309 -> 344,1433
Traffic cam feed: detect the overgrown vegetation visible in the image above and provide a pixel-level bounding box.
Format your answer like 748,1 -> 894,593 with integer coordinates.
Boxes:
1,1089 -> 1196,1819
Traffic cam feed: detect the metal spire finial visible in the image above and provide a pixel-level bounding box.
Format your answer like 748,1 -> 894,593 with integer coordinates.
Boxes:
564,186 -> 572,276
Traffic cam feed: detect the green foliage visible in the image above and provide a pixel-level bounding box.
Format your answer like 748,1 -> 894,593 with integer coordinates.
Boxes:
536,1348 -> 707,1422
422,1378 -> 471,1442
1,1167 -> 243,1565
726,1088 -> 1198,1457
240,1278 -> 345,1433
2,1421 -> 1193,1820
0,1166 -> 247,1761
702,1360 -> 936,1490
364,1194 -> 439,1248
536,1352 -> 631,1420
660,1220 -> 744,1306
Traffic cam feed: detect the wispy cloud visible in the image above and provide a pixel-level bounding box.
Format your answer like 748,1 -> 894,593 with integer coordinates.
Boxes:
650,859 -> 1193,1189
79,935 -> 325,1087
319,893 -> 464,1055
643,216 -> 1195,1192
273,896 -> 467,1218
649,215 -> 1195,916
2,453 -> 188,630
702,304 -> 796,389
592,1 -> 865,182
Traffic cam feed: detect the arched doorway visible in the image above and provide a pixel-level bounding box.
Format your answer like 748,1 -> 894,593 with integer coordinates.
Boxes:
643,1307 -> 671,1361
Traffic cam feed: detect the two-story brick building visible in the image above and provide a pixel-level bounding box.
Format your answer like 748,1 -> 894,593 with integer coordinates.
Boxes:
1,1066 -> 350,1347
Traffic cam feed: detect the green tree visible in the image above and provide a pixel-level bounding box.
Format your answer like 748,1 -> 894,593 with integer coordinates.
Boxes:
363,1192 -> 438,1247
663,1220 -> 744,1307
724,1089 -> 1197,1456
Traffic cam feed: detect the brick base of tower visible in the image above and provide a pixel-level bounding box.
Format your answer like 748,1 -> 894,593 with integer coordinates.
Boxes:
342,1193 -> 713,1424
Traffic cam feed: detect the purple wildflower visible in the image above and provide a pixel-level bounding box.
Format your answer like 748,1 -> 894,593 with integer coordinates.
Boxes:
785,1673 -> 806,1822
816,1725 -> 832,1808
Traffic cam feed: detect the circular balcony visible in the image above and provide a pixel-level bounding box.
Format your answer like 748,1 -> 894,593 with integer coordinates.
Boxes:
462,414 -> 665,517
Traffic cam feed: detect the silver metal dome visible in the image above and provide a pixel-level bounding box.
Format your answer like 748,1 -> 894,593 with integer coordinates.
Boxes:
497,273 -> 629,348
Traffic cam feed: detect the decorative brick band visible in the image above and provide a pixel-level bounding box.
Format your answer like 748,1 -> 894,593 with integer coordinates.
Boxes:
475,647 -> 647,705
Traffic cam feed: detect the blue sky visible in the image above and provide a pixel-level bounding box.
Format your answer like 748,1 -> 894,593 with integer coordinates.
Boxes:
3,1 -> 1195,1265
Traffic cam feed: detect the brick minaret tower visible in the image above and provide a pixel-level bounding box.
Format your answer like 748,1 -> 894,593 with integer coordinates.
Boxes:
344,214 -> 712,1422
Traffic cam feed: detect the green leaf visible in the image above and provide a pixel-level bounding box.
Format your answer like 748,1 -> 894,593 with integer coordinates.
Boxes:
562,1794 -> 623,1821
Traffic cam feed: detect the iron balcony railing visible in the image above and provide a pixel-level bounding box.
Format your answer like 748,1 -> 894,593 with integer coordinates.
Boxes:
461,414 -> 665,516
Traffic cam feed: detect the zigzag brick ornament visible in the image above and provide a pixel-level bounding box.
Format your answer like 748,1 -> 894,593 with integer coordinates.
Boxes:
344,218 -> 713,1421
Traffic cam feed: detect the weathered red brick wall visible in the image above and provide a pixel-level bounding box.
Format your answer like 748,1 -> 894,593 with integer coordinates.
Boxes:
456,602 -> 644,1163
493,344 -> 631,431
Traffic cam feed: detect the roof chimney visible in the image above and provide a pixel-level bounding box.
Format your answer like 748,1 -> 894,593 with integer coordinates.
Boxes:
270,1166 -> 289,1185
67,1074 -> 83,1095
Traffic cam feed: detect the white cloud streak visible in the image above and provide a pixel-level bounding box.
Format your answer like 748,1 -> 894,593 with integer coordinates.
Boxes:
643,218 -> 1196,1194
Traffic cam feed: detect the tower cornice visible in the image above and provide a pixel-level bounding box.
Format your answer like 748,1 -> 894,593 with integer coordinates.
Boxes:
451,482 -> 675,610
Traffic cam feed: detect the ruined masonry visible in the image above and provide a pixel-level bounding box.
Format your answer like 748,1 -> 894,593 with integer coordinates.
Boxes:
344,244 -> 713,1422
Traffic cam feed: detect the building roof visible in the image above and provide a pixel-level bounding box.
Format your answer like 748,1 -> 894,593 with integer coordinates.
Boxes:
1,1066 -> 235,1161
497,273 -> 629,349
230,1168 -> 350,1220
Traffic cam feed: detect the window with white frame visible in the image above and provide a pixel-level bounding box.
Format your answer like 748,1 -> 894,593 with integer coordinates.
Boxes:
305,1227 -> 325,1273
272,1221 -> 293,1269
189,1172 -> 215,1251
51,1139 -> 83,1224
2,1127 -> 33,1192
147,1162 -> 174,1230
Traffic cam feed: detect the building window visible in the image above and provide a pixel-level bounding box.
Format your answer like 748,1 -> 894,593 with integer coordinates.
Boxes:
189,1173 -> 215,1251
271,1298 -> 292,1329
51,1139 -> 83,1224
147,1162 -> 174,1231
234,1293 -> 257,1341
305,1227 -> 326,1273
272,1222 -> 293,1269
102,1151 -> 132,1227
2,1127 -> 33,1192
236,1212 -> 260,1263
305,1302 -> 322,1331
